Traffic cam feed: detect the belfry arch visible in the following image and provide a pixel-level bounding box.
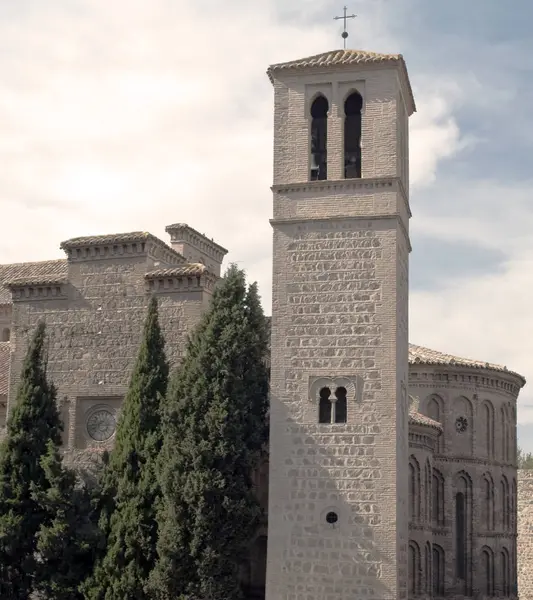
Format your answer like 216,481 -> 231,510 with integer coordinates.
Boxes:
310,94 -> 328,181
344,90 -> 363,178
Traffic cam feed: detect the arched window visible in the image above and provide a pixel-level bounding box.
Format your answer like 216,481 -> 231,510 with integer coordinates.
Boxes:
481,401 -> 494,458
501,406 -> 509,462
409,456 -> 421,522
456,491 -> 466,579
310,95 -> 328,181
432,544 -> 445,596
481,546 -> 494,596
482,474 -> 495,531
425,541 -> 432,595
432,468 -> 445,526
1,328 -> 9,342
334,386 -> 347,423
344,91 -> 363,179
454,471 -> 472,592
425,395 -> 444,452
501,548 -> 510,596
425,459 -> 432,523
318,387 -> 332,424
501,476 -> 510,531
511,478 -> 517,533
408,541 -> 421,596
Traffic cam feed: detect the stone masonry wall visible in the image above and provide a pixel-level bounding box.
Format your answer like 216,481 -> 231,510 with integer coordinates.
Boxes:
518,470 -> 533,599
268,218 -> 409,600
412,369 -> 520,598
7,253 -> 210,468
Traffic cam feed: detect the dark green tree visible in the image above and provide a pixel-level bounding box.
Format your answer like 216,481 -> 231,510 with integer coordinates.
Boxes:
0,321 -> 63,598
148,265 -> 269,600
518,446 -> 533,469
83,296 -> 169,599
32,440 -> 101,599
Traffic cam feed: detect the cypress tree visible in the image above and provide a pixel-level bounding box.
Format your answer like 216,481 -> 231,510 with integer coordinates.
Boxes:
0,321 -> 63,598
148,265 -> 269,600
32,440 -> 101,599
83,296 -> 169,599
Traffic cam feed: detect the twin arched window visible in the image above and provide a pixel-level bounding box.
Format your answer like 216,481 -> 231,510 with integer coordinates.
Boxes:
318,386 -> 347,424
309,91 -> 363,181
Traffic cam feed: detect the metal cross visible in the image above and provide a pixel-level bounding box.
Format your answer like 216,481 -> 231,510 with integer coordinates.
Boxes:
334,6 -> 356,49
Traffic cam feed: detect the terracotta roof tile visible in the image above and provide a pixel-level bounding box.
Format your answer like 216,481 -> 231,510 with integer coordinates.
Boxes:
0,342 -> 10,396
267,49 -> 416,113
408,343 -> 525,384
268,49 -> 402,71
0,260 -> 68,304
60,231 -> 155,249
408,394 -> 442,432
145,264 -> 208,278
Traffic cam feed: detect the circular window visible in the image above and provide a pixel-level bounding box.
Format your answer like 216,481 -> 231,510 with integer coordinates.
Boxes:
455,416 -> 468,433
86,408 -> 117,441
325,511 -> 338,525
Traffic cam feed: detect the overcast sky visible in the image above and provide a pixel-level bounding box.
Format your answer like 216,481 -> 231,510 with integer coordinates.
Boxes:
2,1 -> 533,449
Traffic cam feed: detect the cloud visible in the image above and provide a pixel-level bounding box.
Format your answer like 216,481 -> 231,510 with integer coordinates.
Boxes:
0,1 -> 463,280
9,2 -> 532,425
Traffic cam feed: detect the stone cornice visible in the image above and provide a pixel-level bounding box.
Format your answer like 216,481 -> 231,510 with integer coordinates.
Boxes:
270,210 -> 412,253
61,232 -> 184,265
271,176 -> 411,217
145,270 -> 218,294
408,367 -> 523,399
6,280 -> 68,302
165,223 -> 228,263
409,429 -> 437,452
433,454 -> 517,470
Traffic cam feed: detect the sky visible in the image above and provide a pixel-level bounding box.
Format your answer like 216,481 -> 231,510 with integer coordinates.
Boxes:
2,1 -> 533,448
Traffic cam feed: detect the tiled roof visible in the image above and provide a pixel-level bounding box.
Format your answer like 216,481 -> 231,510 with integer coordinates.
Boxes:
0,260 -> 68,304
60,231 -> 157,250
267,49 -> 416,113
269,49 -> 402,71
0,342 -> 10,396
408,394 -> 442,432
408,343 -> 525,384
145,264 -> 208,278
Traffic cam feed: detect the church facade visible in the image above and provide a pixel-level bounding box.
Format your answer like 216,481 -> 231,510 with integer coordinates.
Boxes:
0,49 -> 526,600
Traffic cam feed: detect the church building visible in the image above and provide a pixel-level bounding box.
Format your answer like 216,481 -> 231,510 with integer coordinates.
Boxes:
0,48 -> 525,600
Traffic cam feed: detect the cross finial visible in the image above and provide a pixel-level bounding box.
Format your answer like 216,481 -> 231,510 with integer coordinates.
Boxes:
333,6 -> 357,49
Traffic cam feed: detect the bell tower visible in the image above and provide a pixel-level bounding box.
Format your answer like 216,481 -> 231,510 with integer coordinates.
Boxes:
266,50 -> 415,600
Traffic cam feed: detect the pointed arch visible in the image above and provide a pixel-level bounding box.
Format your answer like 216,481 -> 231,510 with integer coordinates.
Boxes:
480,546 -> 494,596
310,94 -> 329,181
431,467 -> 444,526
343,90 -> 363,179
409,455 -> 421,522
481,472 -> 495,531
432,544 -> 445,596
454,471 -> 472,590
408,540 -> 421,596
424,394 -> 444,452
480,400 -> 495,458
424,458 -> 432,523
424,541 -> 432,595
501,405 -> 510,462
500,547 -> 510,596
501,475 -> 510,531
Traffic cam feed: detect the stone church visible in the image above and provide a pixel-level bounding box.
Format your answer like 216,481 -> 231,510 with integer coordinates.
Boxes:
0,49 -> 528,600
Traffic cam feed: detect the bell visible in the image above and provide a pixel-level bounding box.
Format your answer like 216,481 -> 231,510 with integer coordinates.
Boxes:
310,154 -> 319,171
